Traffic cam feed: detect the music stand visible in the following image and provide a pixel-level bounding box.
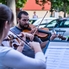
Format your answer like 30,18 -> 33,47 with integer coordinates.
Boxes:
45,40 -> 69,69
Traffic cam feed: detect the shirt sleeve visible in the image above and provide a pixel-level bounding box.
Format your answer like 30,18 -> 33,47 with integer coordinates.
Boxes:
2,49 -> 46,69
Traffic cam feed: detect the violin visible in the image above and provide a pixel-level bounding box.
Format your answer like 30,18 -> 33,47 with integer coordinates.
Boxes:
4,32 -> 32,50
23,24 -> 51,41
2,34 -> 21,49
23,11 -> 51,41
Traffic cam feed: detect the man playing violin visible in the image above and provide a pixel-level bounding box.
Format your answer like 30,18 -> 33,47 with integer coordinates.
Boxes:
2,11 -> 57,58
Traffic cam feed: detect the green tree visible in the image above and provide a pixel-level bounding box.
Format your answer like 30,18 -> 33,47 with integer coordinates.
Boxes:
0,0 -> 27,8
50,0 -> 69,17
35,0 -> 69,17
16,0 -> 27,8
35,0 -> 48,10
0,0 -> 27,25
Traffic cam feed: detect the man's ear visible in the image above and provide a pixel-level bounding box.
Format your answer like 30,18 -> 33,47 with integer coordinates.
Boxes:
17,18 -> 20,23
5,21 -> 8,29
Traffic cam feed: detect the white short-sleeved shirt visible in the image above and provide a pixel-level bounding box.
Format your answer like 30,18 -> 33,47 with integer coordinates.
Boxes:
0,46 -> 46,69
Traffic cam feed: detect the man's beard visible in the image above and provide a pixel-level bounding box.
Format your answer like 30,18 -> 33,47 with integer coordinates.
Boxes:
19,24 -> 29,30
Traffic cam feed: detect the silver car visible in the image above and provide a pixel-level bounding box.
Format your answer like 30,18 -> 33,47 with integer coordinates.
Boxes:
38,18 -> 69,38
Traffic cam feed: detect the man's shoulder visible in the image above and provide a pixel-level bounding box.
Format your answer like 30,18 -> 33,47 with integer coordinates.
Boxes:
10,26 -> 21,34
10,26 -> 17,30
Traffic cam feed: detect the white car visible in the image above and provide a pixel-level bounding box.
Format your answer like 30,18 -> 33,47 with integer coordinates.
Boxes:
38,18 -> 69,39
33,17 -> 57,27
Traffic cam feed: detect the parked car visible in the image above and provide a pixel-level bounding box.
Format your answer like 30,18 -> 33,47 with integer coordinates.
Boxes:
33,17 -> 57,26
37,18 -> 69,37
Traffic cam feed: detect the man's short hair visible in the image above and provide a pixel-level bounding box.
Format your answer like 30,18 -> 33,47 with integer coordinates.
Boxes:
17,11 -> 28,19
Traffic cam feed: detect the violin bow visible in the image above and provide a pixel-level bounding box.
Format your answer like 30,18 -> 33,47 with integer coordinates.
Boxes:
37,11 -> 48,28
33,11 -> 48,35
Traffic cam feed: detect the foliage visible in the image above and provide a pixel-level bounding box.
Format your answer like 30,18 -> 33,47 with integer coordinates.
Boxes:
35,0 -> 69,16
35,0 -> 48,10
50,0 -> 69,17
0,0 -> 27,8
16,0 -> 27,8
50,0 -> 69,12
0,0 -> 6,4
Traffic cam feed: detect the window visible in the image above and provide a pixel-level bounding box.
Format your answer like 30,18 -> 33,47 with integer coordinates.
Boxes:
59,20 -> 69,27
64,20 -> 69,27
46,20 -> 57,28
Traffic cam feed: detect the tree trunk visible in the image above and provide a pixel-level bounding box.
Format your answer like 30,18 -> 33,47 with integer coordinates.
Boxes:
6,0 -> 17,26
50,9 -> 54,17
63,2 -> 67,17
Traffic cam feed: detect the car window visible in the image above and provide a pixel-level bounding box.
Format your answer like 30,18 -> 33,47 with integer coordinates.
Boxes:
29,20 -> 36,24
33,19 -> 48,25
59,20 -> 64,27
39,25 -> 46,28
64,20 -> 69,27
46,20 -> 57,28
29,19 -> 37,24
59,20 -> 69,27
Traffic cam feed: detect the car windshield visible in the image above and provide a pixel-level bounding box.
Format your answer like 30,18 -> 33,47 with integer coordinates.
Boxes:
46,20 -> 57,28
44,19 -> 59,28
33,17 -> 57,26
